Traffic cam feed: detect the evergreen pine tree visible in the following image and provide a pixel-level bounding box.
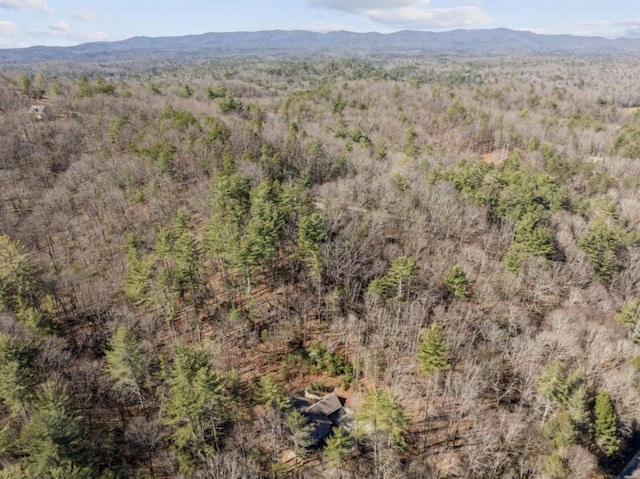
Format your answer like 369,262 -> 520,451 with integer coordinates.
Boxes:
616,298 -> 640,328
594,391 -> 621,456
543,410 -> 577,448
616,298 -> 640,342
0,235 -> 39,314
285,409 -> 313,451
105,326 -> 147,401
536,362 -> 569,406
20,381 -> 90,477
123,235 -> 152,306
417,323 -> 451,375
578,217 -> 624,282
324,427 -> 352,468
162,345 -> 227,457
367,256 -> 419,302
298,212 -> 326,279
19,74 -> 31,97
0,334 -> 38,417
443,264 -> 469,299
258,374 -> 291,410
242,180 -> 285,270
565,369 -> 593,437
356,388 -> 408,449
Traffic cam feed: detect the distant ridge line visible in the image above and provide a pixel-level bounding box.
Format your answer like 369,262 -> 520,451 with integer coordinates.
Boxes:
1,28 -> 639,62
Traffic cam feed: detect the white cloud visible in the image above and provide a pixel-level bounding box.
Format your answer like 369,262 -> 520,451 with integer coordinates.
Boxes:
50,21 -> 69,32
367,5 -> 490,28
0,0 -> 53,14
307,0 -> 492,29
0,20 -> 17,36
73,9 -> 97,22
308,0 -> 422,13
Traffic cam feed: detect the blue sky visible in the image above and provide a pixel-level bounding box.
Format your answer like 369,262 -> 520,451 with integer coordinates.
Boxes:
0,0 -> 639,48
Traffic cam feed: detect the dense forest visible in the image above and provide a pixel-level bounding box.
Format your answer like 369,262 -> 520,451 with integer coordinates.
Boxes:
3,54 -> 640,478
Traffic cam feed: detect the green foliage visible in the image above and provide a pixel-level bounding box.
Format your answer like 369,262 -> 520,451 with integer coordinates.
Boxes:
442,158 -> 569,272
210,173 -> 252,226
417,323 -> 451,375
537,365 -> 615,454
298,212 -> 326,255
143,140 -> 177,174
333,120 -> 372,149
201,117 -> 232,151
179,83 -> 193,98
445,99 -> 468,124
367,256 -> 419,302
218,95 -> 244,114
537,362 -> 569,406
594,391 -> 620,456
32,74 -> 47,99
564,369 -> 593,437
149,82 -> 162,95
543,410 -> 577,448
77,76 -> 92,98
108,114 -> 127,145
323,427 -> 351,467
105,326 -> 147,397
542,452 -> 569,479
125,214 -> 205,323
585,168 -> 617,196
402,127 -> 418,158
19,381 -> 90,478
0,235 -> 38,314
205,173 -> 254,297
579,219 -> 623,281
577,200 -> 634,282
391,173 -> 408,193
356,388 -> 408,449
0,236 -> 56,335
632,355 -> 640,371
285,409 -> 313,450
19,73 -> 31,96
162,345 -> 227,459
242,180 -> 285,269
0,334 -> 38,416
172,218 -> 205,304
613,124 -> 640,159
298,212 -> 326,279
616,298 -> 640,342
307,341 -> 352,380
504,212 -> 555,273
207,85 -> 228,99
94,76 -> 115,95
443,264 -> 469,299
159,105 -> 199,132
123,235 -> 152,305
258,374 -> 291,410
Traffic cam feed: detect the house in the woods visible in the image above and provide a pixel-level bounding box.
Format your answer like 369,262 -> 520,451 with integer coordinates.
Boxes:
29,105 -> 50,121
301,392 -> 351,446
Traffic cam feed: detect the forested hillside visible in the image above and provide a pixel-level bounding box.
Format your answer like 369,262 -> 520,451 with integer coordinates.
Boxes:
2,55 -> 640,478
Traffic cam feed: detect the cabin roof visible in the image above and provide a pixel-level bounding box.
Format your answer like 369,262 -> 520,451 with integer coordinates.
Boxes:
304,392 -> 343,419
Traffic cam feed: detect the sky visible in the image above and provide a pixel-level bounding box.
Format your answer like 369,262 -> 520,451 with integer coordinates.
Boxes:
0,0 -> 639,48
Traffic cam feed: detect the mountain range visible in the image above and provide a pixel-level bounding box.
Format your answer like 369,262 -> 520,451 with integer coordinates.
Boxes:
1,28 -> 639,63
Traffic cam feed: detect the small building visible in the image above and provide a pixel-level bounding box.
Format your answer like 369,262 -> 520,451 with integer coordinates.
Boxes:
29,105 -> 49,121
301,392 -> 351,446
